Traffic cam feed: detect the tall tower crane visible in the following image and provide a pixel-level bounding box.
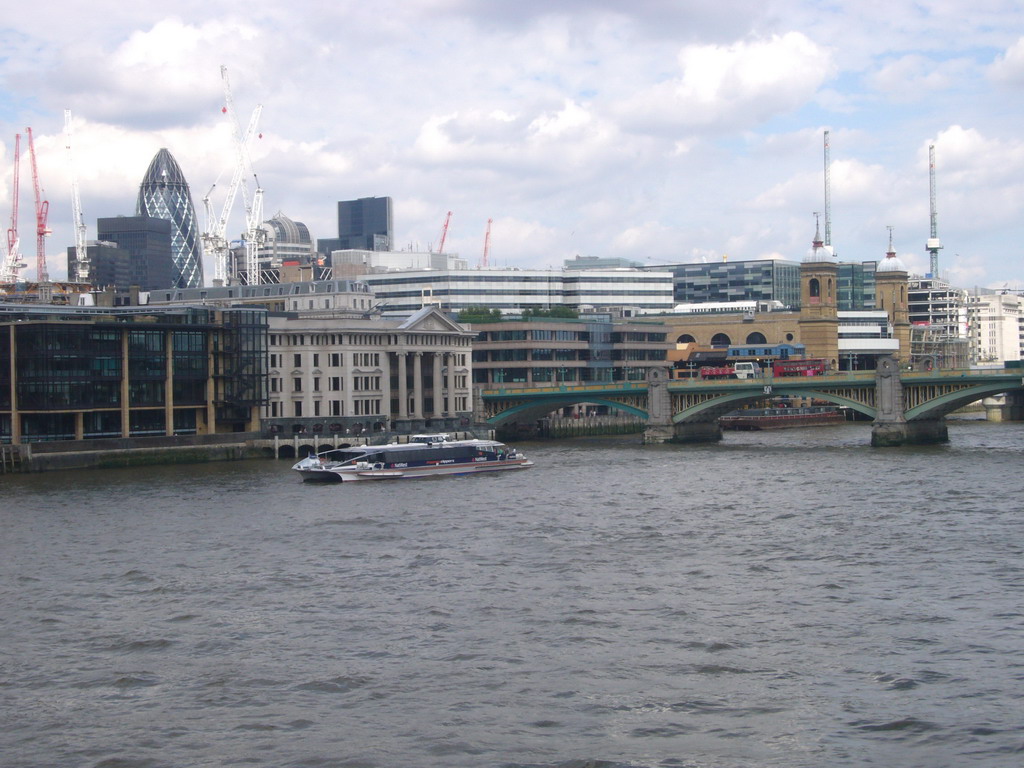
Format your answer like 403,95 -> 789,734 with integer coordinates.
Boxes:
481,218 -> 492,268
2,133 -> 26,283
25,127 -> 50,283
64,110 -> 89,283
436,211 -> 452,253
202,65 -> 263,285
926,144 -> 942,278
823,130 -> 832,249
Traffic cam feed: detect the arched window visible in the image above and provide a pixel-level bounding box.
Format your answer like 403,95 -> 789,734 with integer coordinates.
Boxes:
828,278 -> 833,298
809,278 -> 820,298
677,334 -> 696,344
711,333 -> 732,347
745,332 -> 767,344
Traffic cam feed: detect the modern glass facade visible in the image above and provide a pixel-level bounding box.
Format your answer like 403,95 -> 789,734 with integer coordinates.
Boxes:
95,216 -> 175,291
361,269 -> 674,316
0,304 -> 267,444
657,258 -> 878,310
836,262 -> 877,311
663,259 -> 802,307
470,317 -> 670,385
329,196 -> 393,252
136,148 -> 204,289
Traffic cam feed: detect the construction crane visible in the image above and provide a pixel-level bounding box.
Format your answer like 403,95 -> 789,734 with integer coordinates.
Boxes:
25,127 -> 50,283
64,110 -> 89,283
202,65 -> 263,285
926,144 -> 942,279
823,130 -> 832,249
436,211 -> 452,253
481,218 -> 492,268
2,133 -> 26,283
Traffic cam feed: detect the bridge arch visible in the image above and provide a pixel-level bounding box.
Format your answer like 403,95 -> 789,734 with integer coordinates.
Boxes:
710,332 -> 732,346
486,396 -> 649,425
905,380 -> 1023,420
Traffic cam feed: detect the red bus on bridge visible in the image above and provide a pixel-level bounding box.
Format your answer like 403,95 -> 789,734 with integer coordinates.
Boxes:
772,358 -> 828,376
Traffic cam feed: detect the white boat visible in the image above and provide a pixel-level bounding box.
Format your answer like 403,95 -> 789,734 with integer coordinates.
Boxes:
292,433 -> 534,482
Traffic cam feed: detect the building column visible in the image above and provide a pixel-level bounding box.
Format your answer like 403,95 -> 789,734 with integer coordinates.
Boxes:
433,351 -> 444,418
444,352 -> 453,415
397,352 -> 409,420
413,352 -> 424,418
380,350 -> 393,428
121,329 -> 131,437
165,330 -> 174,436
8,326 -> 22,445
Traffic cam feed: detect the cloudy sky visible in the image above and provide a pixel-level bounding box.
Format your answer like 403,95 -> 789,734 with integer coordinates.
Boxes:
2,0 -> 1023,289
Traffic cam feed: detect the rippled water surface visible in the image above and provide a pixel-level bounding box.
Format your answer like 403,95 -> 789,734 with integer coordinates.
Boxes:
3,420 -> 1023,768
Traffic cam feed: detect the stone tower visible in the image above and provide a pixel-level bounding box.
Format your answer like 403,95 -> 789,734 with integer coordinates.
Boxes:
798,216 -> 839,367
875,229 -> 911,364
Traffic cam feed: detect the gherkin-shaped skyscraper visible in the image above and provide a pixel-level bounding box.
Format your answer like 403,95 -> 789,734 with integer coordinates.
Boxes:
136,148 -> 203,288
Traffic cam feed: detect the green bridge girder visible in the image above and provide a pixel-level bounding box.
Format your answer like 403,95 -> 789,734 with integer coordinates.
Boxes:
479,369 -> 1024,425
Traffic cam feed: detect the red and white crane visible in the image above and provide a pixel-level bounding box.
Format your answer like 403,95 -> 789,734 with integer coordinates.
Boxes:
436,210 -> 452,253
480,218 -> 492,268
25,127 -> 50,283
1,133 -> 26,283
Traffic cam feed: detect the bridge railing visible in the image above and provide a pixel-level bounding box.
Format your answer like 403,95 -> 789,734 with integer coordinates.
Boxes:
480,381 -> 649,397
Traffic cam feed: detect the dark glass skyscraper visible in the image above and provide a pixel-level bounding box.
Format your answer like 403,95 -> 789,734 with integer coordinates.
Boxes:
136,148 -> 203,288
318,196 -> 393,255
96,215 -> 174,291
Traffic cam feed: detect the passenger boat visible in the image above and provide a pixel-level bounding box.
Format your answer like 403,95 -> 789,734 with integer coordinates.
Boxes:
719,405 -> 846,430
292,433 -> 534,482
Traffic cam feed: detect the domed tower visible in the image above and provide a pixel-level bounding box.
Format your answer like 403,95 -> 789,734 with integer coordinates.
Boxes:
875,226 -> 911,364
137,148 -> 203,288
798,214 -> 839,367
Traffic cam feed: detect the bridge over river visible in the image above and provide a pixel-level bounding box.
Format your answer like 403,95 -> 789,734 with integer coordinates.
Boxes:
477,359 -> 1024,446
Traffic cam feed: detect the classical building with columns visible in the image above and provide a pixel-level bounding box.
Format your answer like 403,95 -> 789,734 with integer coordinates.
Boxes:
264,306 -> 476,437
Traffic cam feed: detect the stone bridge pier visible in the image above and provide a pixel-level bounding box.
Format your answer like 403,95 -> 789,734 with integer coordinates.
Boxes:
984,390 -> 1024,421
641,367 -> 676,443
871,357 -> 948,446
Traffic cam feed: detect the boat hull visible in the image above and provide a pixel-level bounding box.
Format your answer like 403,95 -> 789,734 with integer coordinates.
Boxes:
296,457 -> 534,482
719,407 -> 845,431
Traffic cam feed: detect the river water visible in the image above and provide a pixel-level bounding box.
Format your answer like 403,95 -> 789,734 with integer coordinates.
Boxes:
2,420 -> 1023,768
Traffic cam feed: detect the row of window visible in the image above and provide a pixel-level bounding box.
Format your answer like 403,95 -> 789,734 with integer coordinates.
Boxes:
272,351 -> 467,369
271,333 -> 471,348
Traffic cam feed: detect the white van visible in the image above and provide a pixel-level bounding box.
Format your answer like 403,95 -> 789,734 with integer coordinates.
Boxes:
732,362 -> 763,379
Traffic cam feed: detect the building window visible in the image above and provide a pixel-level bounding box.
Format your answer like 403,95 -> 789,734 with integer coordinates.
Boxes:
293,353 -> 302,367
312,353 -> 319,367
293,378 -> 302,392
294,401 -> 303,417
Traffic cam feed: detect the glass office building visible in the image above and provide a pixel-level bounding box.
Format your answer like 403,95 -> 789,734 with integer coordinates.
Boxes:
665,259 -> 802,307
319,196 -> 394,255
658,258 -> 876,310
136,148 -> 204,289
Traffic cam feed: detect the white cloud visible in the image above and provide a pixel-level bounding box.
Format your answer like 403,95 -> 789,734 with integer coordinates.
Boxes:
869,54 -> 975,102
989,36 -> 1024,86
0,2 -> 1022,287
616,32 -> 835,134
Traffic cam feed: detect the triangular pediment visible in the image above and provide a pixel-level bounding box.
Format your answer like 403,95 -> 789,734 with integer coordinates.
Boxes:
397,306 -> 467,333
